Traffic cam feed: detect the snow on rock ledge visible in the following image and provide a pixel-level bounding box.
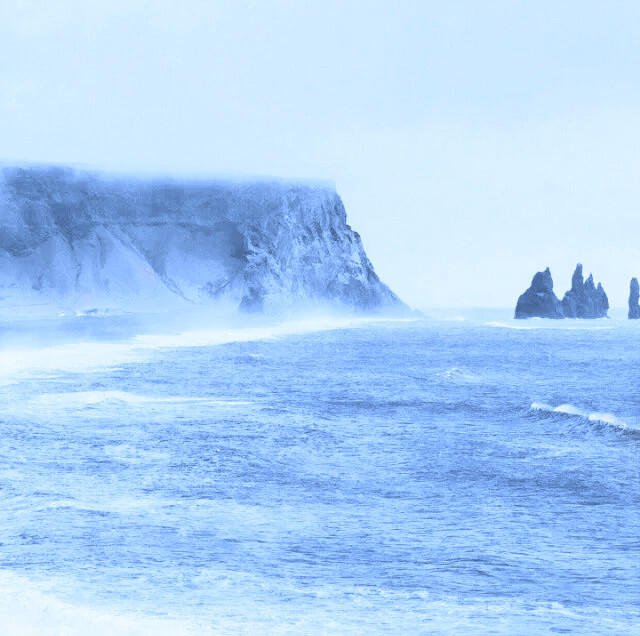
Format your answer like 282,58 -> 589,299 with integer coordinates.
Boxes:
0,165 -> 405,315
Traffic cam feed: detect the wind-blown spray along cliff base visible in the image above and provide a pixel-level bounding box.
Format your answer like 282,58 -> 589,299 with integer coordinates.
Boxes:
0,165 -> 404,315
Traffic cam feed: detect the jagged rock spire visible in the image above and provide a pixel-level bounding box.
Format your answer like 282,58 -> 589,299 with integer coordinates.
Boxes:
570,263 -> 584,292
561,263 -> 608,318
629,278 -> 640,319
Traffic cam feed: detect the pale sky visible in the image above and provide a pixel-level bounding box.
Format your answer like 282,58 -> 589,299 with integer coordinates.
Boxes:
1,0 -> 639,308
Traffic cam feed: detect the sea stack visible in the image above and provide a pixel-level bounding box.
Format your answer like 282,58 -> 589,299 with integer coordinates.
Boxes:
514,267 -> 564,319
561,263 -> 609,318
629,278 -> 640,319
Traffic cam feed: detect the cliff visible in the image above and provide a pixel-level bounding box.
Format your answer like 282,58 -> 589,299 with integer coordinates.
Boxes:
0,165 -> 405,315
514,267 -> 564,319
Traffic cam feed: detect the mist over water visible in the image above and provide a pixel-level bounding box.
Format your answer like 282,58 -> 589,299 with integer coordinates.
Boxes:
0,311 -> 639,634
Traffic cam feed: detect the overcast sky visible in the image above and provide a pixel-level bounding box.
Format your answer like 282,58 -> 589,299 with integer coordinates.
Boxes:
1,0 -> 639,308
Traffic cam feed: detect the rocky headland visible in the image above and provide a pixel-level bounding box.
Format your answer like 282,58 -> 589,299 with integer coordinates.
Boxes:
0,165 -> 407,316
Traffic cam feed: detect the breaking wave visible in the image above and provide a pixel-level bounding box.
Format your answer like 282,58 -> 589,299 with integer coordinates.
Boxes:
530,402 -> 636,432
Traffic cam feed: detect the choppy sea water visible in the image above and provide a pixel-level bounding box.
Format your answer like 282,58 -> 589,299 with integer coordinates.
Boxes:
0,311 -> 638,634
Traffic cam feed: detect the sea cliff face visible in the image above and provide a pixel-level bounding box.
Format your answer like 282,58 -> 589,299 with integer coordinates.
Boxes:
0,165 -> 404,315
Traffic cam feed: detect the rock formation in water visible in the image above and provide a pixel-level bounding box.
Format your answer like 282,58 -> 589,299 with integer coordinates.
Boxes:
629,277 -> 640,319
561,263 -> 609,318
0,165 -> 406,315
514,267 -> 564,319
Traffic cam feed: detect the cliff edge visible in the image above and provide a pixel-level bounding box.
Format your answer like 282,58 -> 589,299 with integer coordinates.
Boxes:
0,165 -> 405,315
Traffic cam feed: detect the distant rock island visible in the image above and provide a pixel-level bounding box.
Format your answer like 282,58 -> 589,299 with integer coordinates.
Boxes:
561,263 -> 609,318
515,264 -> 608,319
0,164 -> 407,316
514,267 -> 564,319
629,278 -> 640,319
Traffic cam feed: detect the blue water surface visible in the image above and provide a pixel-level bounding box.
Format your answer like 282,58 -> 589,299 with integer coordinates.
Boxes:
0,312 -> 638,634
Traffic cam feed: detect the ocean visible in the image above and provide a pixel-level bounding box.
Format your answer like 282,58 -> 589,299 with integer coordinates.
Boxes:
0,311 -> 638,634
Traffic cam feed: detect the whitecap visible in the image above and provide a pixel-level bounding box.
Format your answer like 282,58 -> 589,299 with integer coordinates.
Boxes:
33,391 -> 252,409
588,412 -> 625,427
530,402 -> 553,411
486,320 -> 616,331
530,402 -> 628,431
439,367 -> 482,383
553,403 -> 586,417
485,321 -> 537,330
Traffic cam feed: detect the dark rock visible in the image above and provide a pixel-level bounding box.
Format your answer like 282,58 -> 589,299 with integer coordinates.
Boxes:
594,282 -> 609,318
629,278 -> 640,319
561,263 -> 608,318
515,267 -> 564,319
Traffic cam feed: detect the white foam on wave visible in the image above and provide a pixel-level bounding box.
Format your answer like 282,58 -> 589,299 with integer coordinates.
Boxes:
486,321 -> 538,330
588,412 -> 620,425
0,570 -> 631,635
0,342 -> 139,385
36,390 -> 154,406
43,492 -> 173,514
530,402 -> 551,411
33,391 -> 251,409
486,320 -> 616,331
0,570 -> 194,635
553,403 -> 586,416
439,367 -> 482,383
530,402 -> 628,429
